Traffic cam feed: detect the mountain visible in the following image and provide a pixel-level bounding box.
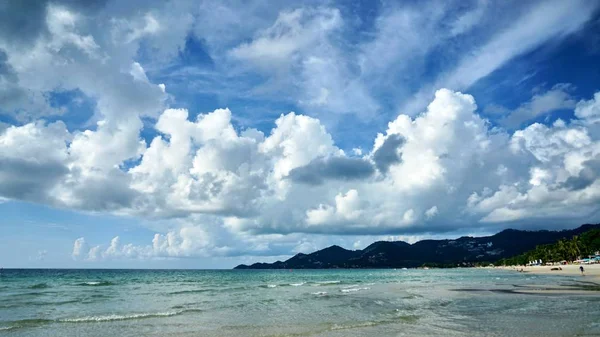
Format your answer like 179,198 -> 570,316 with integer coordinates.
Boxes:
234,224 -> 600,269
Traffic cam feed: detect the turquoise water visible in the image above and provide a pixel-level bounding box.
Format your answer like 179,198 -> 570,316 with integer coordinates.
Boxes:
1,269 -> 599,336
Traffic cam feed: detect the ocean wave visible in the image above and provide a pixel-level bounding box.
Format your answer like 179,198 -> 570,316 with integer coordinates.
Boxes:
59,311 -> 179,323
330,321 -> 379,330
290,282 -> 305,287
329,316 -> 416,331
19,292 -> 46,297
340,287 -> 370,293
76,281 -> 115,286
182,308 -> 203,314
311,291 -> 328,296
169,289 -> 210,295
28,283 -> 50,289
0,303 -> 21,309
4,308 -> 203,331
43,299 -> 81,306
257,284 -> 279,288
395,314 -> 420,323
1,299 -> 80,309
1,319 -> 53,330
313,281 -> 341,286
90,293 -> 111,298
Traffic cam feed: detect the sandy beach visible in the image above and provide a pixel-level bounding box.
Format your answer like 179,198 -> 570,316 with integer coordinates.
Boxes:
485,264 -> 600,296
502,264 -> 600,282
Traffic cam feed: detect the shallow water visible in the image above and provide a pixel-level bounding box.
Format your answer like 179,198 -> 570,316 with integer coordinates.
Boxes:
1,269 -> 599,336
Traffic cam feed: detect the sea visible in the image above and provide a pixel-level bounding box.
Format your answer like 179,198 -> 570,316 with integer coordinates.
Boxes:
1,268 -> 599,337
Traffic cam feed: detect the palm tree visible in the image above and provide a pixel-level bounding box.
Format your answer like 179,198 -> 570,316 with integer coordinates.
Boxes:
557,239 -> 567,261
569,236 -> 581,261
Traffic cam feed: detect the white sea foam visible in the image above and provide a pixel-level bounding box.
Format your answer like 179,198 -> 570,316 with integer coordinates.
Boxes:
311,291 -> 328,296
313,280 -> 340,286
290,282 -> 305,286
77,281 -> 114,286
59,312 -> 179,323
267,284 -> 277,288
340,287 -> 370,293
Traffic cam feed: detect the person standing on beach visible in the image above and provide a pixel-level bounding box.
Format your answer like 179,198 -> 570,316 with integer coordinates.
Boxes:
580,266 -> 585,275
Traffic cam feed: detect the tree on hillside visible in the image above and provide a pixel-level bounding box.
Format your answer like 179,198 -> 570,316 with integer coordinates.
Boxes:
497,229 -> 600,266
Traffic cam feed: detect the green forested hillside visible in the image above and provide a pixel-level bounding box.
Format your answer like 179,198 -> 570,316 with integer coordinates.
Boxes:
497,229 -> 600,266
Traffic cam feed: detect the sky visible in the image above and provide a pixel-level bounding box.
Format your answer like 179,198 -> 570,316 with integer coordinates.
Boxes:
1,0 -> 600,269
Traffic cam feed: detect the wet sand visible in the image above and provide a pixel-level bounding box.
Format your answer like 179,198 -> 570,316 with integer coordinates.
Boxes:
495,264 -> 600,295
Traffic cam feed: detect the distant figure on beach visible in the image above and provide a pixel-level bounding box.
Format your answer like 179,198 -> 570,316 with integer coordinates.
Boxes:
580,266 -> 585,275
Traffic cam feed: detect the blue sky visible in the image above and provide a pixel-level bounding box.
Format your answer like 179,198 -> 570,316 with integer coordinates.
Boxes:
0,0 -> 600,268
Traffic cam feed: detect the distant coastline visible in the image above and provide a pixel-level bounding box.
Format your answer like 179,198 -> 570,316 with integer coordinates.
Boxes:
235,224 -> 600,270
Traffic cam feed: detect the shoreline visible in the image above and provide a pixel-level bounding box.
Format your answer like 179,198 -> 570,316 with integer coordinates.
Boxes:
496,264 -> 600,288
498,264 -> 600,283
474,265 -> 600,295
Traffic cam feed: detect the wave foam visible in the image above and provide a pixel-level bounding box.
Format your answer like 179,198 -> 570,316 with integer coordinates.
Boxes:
311,291 -> 328,296
330,321 -> 379,330
76,281 -> 114,286
340,287 -> 370,293
169,289 -> 210,295
320,281 -> 340,284
60,311 -> 178,323
6,310 -> 200,329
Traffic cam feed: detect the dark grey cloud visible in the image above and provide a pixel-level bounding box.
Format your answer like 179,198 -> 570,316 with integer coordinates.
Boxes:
0,50 -> 17,82
0,49 -> 28,107
372,134 -> 404,173
0,157 -> 68,202
0,1 -> 48,47
0,0 -> 108,47
68,171 -> 140,211
0,157 -> 142,213
560,157 -> 600,191
288,156 -> 375,185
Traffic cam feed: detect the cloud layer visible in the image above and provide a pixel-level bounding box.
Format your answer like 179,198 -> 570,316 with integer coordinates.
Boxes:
5,87 -> 593,260
0,0 -> 599,262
